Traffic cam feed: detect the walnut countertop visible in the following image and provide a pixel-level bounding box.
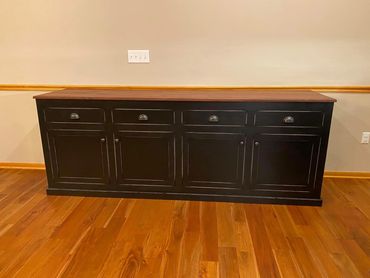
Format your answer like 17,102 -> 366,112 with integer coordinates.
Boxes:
34,89 -> 336,102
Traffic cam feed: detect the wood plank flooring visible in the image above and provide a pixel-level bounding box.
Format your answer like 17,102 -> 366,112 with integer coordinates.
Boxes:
0,169 -> 369,277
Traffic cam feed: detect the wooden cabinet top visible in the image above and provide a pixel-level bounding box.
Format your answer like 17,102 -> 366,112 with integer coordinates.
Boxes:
34,89 -> 336,102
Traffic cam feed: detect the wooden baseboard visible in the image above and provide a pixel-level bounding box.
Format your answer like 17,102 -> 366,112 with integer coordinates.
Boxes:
324,171 -> 370,179
0,163 -> 369,179
0,84 -> 370,93
0,162 -> 45,170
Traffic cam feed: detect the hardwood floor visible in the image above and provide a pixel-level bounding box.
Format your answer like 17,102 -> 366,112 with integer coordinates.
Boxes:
0,169 -> 369,277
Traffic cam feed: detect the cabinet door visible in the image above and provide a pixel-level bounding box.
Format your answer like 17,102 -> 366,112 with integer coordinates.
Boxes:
182,132 -> 245,190
250,134 -> 321,194
48,130 -> 110,188
114,131 -> 176,189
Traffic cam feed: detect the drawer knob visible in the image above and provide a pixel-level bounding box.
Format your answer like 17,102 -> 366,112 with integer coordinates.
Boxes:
70,112 -> 80,120
283,116 -> 295,124
254,141 -> 260,146
240,141 -> 244,145
208,115 -> 219,123
114,138 -> 120,143
100,138 -> 106,143
138,114 -> 149,121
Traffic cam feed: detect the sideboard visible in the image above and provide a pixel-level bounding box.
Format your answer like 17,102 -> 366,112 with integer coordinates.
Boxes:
35,89 -> 336,206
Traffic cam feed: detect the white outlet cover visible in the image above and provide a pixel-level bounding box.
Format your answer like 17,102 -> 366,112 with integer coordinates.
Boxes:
361,132 -> 370,144
128,50 -> 150,63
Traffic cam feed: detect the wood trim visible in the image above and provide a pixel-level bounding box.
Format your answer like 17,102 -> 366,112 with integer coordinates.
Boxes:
324,171 -> 370,179
0,163 -> 369,179
312,89 -> 370,93
33,89 -> 336,102
0,84 -> 370,93
0,162 -> 45,170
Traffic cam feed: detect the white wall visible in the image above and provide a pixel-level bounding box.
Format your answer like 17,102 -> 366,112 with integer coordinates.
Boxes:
324,93 -> 370,171
0,0 -> 369,85
0,91 -> 43,163
0,1 -> 370,171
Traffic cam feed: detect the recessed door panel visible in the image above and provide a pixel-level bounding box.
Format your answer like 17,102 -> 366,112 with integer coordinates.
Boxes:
250,134 -> 321,193
182,132 -> 245,190
48,130 -> 110,188
115,131 -> 176,189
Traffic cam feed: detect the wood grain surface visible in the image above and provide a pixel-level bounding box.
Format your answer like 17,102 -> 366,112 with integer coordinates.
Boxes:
0,169 -> 368,277
33,89 -> 336,102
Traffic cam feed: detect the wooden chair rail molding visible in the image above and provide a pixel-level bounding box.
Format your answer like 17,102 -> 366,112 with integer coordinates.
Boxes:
0,84 -> 370,93
1,162 -> 369,179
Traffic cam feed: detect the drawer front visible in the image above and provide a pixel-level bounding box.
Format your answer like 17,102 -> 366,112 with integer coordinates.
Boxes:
113,109 -> 174,125
45,107 -> 105,123
254,111 -> 324,127
182,110 -> 246,126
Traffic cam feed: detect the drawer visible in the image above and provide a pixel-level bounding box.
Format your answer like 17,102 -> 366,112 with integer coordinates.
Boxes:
182,110 -> 246,126
254,111 -> 324,127
113,109 -> 174,125
45,107 -> 105,123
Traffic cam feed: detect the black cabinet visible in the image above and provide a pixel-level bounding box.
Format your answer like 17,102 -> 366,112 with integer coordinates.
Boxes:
47,130 -> 110,189
36,95 -> 334,206
182,132 -> 245,191
250,133 -> 321,196
114,131 -> 176,190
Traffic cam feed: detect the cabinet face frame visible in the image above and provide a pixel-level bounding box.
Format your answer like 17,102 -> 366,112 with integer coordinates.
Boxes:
47,129 -> 110,189
249,133 -> 321,196
113,130 -> 176,191
181,131 -> 246,192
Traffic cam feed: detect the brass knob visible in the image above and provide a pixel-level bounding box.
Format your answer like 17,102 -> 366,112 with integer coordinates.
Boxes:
283,116 -> 295,124
138,114 -> 149,121
208,115 -> 219,123
70,112 -> 80,120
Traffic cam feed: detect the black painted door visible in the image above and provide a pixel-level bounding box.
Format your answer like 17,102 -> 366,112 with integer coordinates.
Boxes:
182,132 -> 246,191
250,133 -> 321,195
114,131 -> 176,190
48,130 -> 110,188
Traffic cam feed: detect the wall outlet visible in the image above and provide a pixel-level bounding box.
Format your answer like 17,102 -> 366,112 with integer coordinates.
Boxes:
128,50 -> 150,63
361,132 -> 370,144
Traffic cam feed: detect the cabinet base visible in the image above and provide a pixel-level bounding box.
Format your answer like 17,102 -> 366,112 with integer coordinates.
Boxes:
46,188 -> 323,206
